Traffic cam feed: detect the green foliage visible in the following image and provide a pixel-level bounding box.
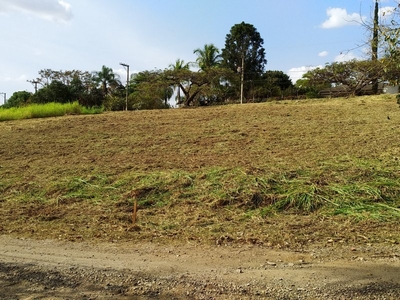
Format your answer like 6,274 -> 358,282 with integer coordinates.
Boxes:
300,60 -> 384,96
255,70 -> 294,99
30,80 -> 72,104
92,65 -> 122,96
27,69 -> 107,108
221,22 -> 267,76
127,70 -> 172,109
3,91 -> 31,108
0,102 -> 102,121
194,44 -> 222,71
164,67 -> 237,106
221,22 -> 267,101
103,95 -> 126,111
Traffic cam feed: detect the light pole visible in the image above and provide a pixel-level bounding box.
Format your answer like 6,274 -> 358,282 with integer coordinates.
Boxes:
0,92 -> 6,105
120,63 -> 129,111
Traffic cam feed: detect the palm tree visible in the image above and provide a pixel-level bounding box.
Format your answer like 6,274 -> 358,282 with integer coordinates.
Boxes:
92,65 -> 121,96
168,59 -> 189,105
193,44 -> 222,71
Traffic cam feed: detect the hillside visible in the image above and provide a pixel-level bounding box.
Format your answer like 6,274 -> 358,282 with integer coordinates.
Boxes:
0,95 -> 399,248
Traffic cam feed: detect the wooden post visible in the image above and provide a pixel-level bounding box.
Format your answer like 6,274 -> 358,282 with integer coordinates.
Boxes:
132,199 -> 138,224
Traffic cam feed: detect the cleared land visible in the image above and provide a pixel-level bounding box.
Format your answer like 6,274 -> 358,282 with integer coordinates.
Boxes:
0,95 -> 399,298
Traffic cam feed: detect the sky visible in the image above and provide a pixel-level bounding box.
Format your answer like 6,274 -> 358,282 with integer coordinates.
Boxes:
0,0 -> 398,105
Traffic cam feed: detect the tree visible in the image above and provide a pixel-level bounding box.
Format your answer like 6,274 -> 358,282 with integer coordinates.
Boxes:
168,59 -> 190,105
3,91 -> 31,108
221,22 -> 267,101
130,70 -> 173,109
163,67 -> 236,106
261,71 -> 293,98
30,80 -> 72,104
193,44 -> 222,71
92,65 -> 121,96
301,60 -> 384,96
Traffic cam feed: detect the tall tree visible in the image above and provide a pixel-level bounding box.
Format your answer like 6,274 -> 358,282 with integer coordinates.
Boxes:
221,22 -> 267,102
92,65 -> 121,96
168,59 -> 190,105
193,44 -> 222,71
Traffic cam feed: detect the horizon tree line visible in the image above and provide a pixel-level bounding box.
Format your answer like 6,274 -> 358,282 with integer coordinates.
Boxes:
5,7 -> 400,110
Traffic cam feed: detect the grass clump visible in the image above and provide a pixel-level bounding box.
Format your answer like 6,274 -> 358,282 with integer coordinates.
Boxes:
0,102 -> 102,121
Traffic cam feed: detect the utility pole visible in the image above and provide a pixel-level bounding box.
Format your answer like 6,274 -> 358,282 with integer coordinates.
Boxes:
27,80 -> 40,93
120,63 -> 129,111
240,53 -> 244,104
0,92 -> 6,105
372,0 -> 379,94
237,53 -> 244,104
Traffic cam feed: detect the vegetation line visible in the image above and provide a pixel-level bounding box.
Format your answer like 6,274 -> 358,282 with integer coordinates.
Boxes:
0,102 -> 102,122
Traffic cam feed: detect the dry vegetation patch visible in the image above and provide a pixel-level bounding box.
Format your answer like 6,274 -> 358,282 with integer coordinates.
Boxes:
0,95 -> 399,249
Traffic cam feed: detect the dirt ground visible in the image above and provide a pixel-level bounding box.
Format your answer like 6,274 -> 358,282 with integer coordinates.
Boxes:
0,235 -> 399,299
1,99 -> 400,298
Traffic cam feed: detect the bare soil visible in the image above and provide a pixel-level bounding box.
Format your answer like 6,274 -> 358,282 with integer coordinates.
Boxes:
1,97 -> 400,298
0,235 -> 399,299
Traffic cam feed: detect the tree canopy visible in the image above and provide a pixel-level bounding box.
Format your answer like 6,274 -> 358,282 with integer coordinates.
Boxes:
221,22 -> 267,78
3,91 -> 31,108
301,60 -> 384,96
194,44 -> 222,71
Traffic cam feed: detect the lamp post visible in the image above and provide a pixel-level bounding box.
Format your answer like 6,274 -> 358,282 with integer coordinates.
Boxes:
120,63 -> 129,111
0,92 -> 6,105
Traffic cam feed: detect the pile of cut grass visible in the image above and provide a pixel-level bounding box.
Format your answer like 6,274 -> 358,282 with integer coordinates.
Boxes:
0,102 -> 102,121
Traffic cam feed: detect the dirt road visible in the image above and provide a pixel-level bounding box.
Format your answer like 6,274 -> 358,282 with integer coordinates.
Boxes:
0,236 -> 399,299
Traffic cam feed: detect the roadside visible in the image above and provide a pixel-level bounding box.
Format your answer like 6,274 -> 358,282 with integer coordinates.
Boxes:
0,235 -> 399,299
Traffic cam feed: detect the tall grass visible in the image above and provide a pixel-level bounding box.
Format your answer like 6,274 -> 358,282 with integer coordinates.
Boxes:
0,102 -> 103,121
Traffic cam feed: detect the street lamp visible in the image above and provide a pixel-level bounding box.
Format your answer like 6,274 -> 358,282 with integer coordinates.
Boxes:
120,62 -> 130,111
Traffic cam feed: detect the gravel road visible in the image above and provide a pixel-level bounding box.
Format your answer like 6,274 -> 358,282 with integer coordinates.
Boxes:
0,235 -> 399,299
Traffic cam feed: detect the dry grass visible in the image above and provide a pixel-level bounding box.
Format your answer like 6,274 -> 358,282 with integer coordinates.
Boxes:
0,95 -> 399,248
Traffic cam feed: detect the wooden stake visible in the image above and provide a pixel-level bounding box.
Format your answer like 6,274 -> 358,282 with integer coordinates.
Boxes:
132,199 -> 138,224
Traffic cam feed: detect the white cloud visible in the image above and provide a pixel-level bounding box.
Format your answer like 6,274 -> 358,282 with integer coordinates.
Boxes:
287,66 -> 322,84
0,0 -> 73,22
0,74 -> 27,82
379,6 -> 396,19
318,51 -> 329,57
334,51 -> 359,62
321,7 -> 366,29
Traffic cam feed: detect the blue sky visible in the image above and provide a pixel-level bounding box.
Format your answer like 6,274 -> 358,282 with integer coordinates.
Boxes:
0,0 -> 397,104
